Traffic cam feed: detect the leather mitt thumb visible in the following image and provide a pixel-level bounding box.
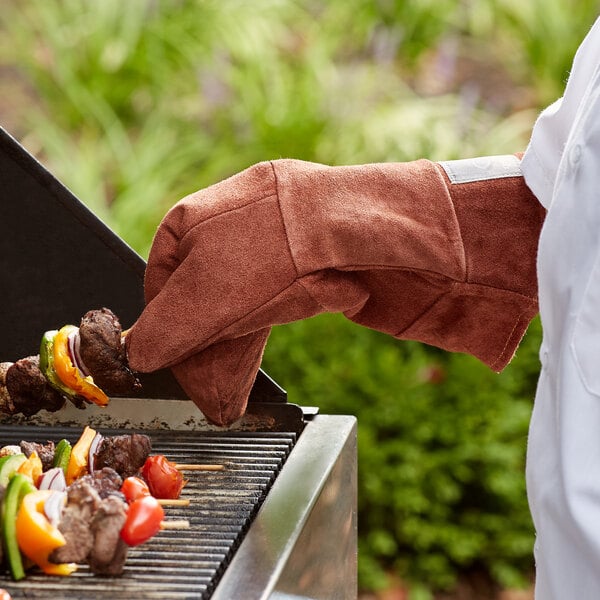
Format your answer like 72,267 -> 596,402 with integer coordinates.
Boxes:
126,156 -> 544,426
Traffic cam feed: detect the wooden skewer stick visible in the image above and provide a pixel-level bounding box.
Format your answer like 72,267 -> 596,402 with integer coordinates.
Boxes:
174,463 -> 225,471
157,498 -> 191,507
157,498 -> 190,507
160,519 -> 190,530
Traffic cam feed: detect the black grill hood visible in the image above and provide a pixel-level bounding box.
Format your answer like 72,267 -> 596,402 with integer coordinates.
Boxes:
0,126 -> 286,403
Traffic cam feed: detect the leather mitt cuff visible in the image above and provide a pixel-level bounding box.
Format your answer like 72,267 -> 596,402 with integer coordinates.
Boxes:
398,156 -> 545,371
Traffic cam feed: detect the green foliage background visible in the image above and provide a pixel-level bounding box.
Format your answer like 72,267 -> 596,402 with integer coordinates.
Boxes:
1,1 -> 599,596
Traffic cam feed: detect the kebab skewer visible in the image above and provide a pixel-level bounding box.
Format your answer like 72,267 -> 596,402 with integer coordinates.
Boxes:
0,308 -> 140,417
0,426 -> 203,580
0,310 -> 225,580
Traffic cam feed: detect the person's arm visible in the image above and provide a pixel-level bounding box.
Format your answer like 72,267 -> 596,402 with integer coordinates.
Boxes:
126,155 -> 545,426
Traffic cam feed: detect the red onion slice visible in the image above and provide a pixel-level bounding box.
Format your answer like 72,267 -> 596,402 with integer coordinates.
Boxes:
43,490 -> 67,527
88,432 -> 104,474
38,467 -> 67,492
67,328 -> 91,378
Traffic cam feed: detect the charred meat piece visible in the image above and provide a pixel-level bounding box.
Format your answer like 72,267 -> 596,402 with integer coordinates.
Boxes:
51,474 -> 131,574
88,495 -> 129,575
78,308 -> 141,396
0,445 -> 21,459
20,440 -> 55,471
0,308 -> 142,417
94,433 -> 151,479
5,356 -> 65,416
50,480 -> 102,564
0,363 -> 15,415
77,467 -> 123,500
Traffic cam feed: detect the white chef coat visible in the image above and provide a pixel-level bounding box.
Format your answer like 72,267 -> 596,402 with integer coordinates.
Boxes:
521,16 -> 600,599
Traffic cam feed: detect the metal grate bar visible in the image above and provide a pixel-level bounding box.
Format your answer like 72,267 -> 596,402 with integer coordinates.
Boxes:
0,424 -> 297,599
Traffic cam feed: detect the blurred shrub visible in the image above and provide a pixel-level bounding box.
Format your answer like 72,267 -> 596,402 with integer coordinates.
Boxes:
1,0 -> 598,595
263,314 -> 541,592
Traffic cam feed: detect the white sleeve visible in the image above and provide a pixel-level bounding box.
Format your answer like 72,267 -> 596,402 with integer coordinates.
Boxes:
522,17 -> 600,208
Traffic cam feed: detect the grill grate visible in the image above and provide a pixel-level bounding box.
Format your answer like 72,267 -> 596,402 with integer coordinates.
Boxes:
0,425 -> 297,599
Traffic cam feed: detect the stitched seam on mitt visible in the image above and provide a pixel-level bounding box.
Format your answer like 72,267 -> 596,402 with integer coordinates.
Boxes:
432,162 -> 468,282
394,281 -> 537,369
270,160 -> 300,279
179,191 -> 278,251
489,312 -> 529,372
184,281 -> 310,357
392,285 -> 453,338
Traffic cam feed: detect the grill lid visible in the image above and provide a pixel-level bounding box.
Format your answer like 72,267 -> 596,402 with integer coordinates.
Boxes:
0,127 -> 286,403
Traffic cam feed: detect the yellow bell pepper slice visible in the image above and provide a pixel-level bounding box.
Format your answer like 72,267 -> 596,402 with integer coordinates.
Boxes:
52,325 -> 109,407
65,425 -> 97,485
16,451 -> 43,484
15,490 -> 76,576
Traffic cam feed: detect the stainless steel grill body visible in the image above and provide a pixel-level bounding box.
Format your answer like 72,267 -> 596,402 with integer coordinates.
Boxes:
213,413 -> 357,600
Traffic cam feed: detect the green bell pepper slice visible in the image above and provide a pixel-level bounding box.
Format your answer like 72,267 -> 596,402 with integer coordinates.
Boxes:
52,439 -> 72,474
40,330 -> 89,409
39,330 -> 75,399
3,473 -> 36,580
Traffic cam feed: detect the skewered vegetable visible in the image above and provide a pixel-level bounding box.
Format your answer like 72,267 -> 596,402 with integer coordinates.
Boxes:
3,473 -> 37,580
52,439 -> 72,474
1,308 -> 140,417
0,426 -> 198,581
120,496 -> 164,547
15,489 -> 76,576
16,451 -> 42,483
52,326 -> 109,407
0,455 -> 26,487
65,426 -> 97,485
121,476 -> 151,502
142,455 -> 186,500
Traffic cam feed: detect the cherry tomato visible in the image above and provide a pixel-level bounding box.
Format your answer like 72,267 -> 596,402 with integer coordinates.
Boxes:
120,496 -> 164,547
121,476 -> 151,503
141,455 -> 185,499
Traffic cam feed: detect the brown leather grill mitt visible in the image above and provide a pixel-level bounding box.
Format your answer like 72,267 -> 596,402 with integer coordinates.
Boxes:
126,156 -> 545,426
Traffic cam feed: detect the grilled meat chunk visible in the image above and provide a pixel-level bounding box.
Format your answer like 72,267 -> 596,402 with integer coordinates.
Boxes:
88,495 -> 129,575
0,445 -> 21,459
77,467 -> 123,500
0,363 -> 15,415
94,433 -> 151,478
79,308 -> 140,396
5,356 -> 65,416
50,473 -> 128,568
51,506 -> 94,564
50,480 -> 102,564
20,440 -> 55,471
